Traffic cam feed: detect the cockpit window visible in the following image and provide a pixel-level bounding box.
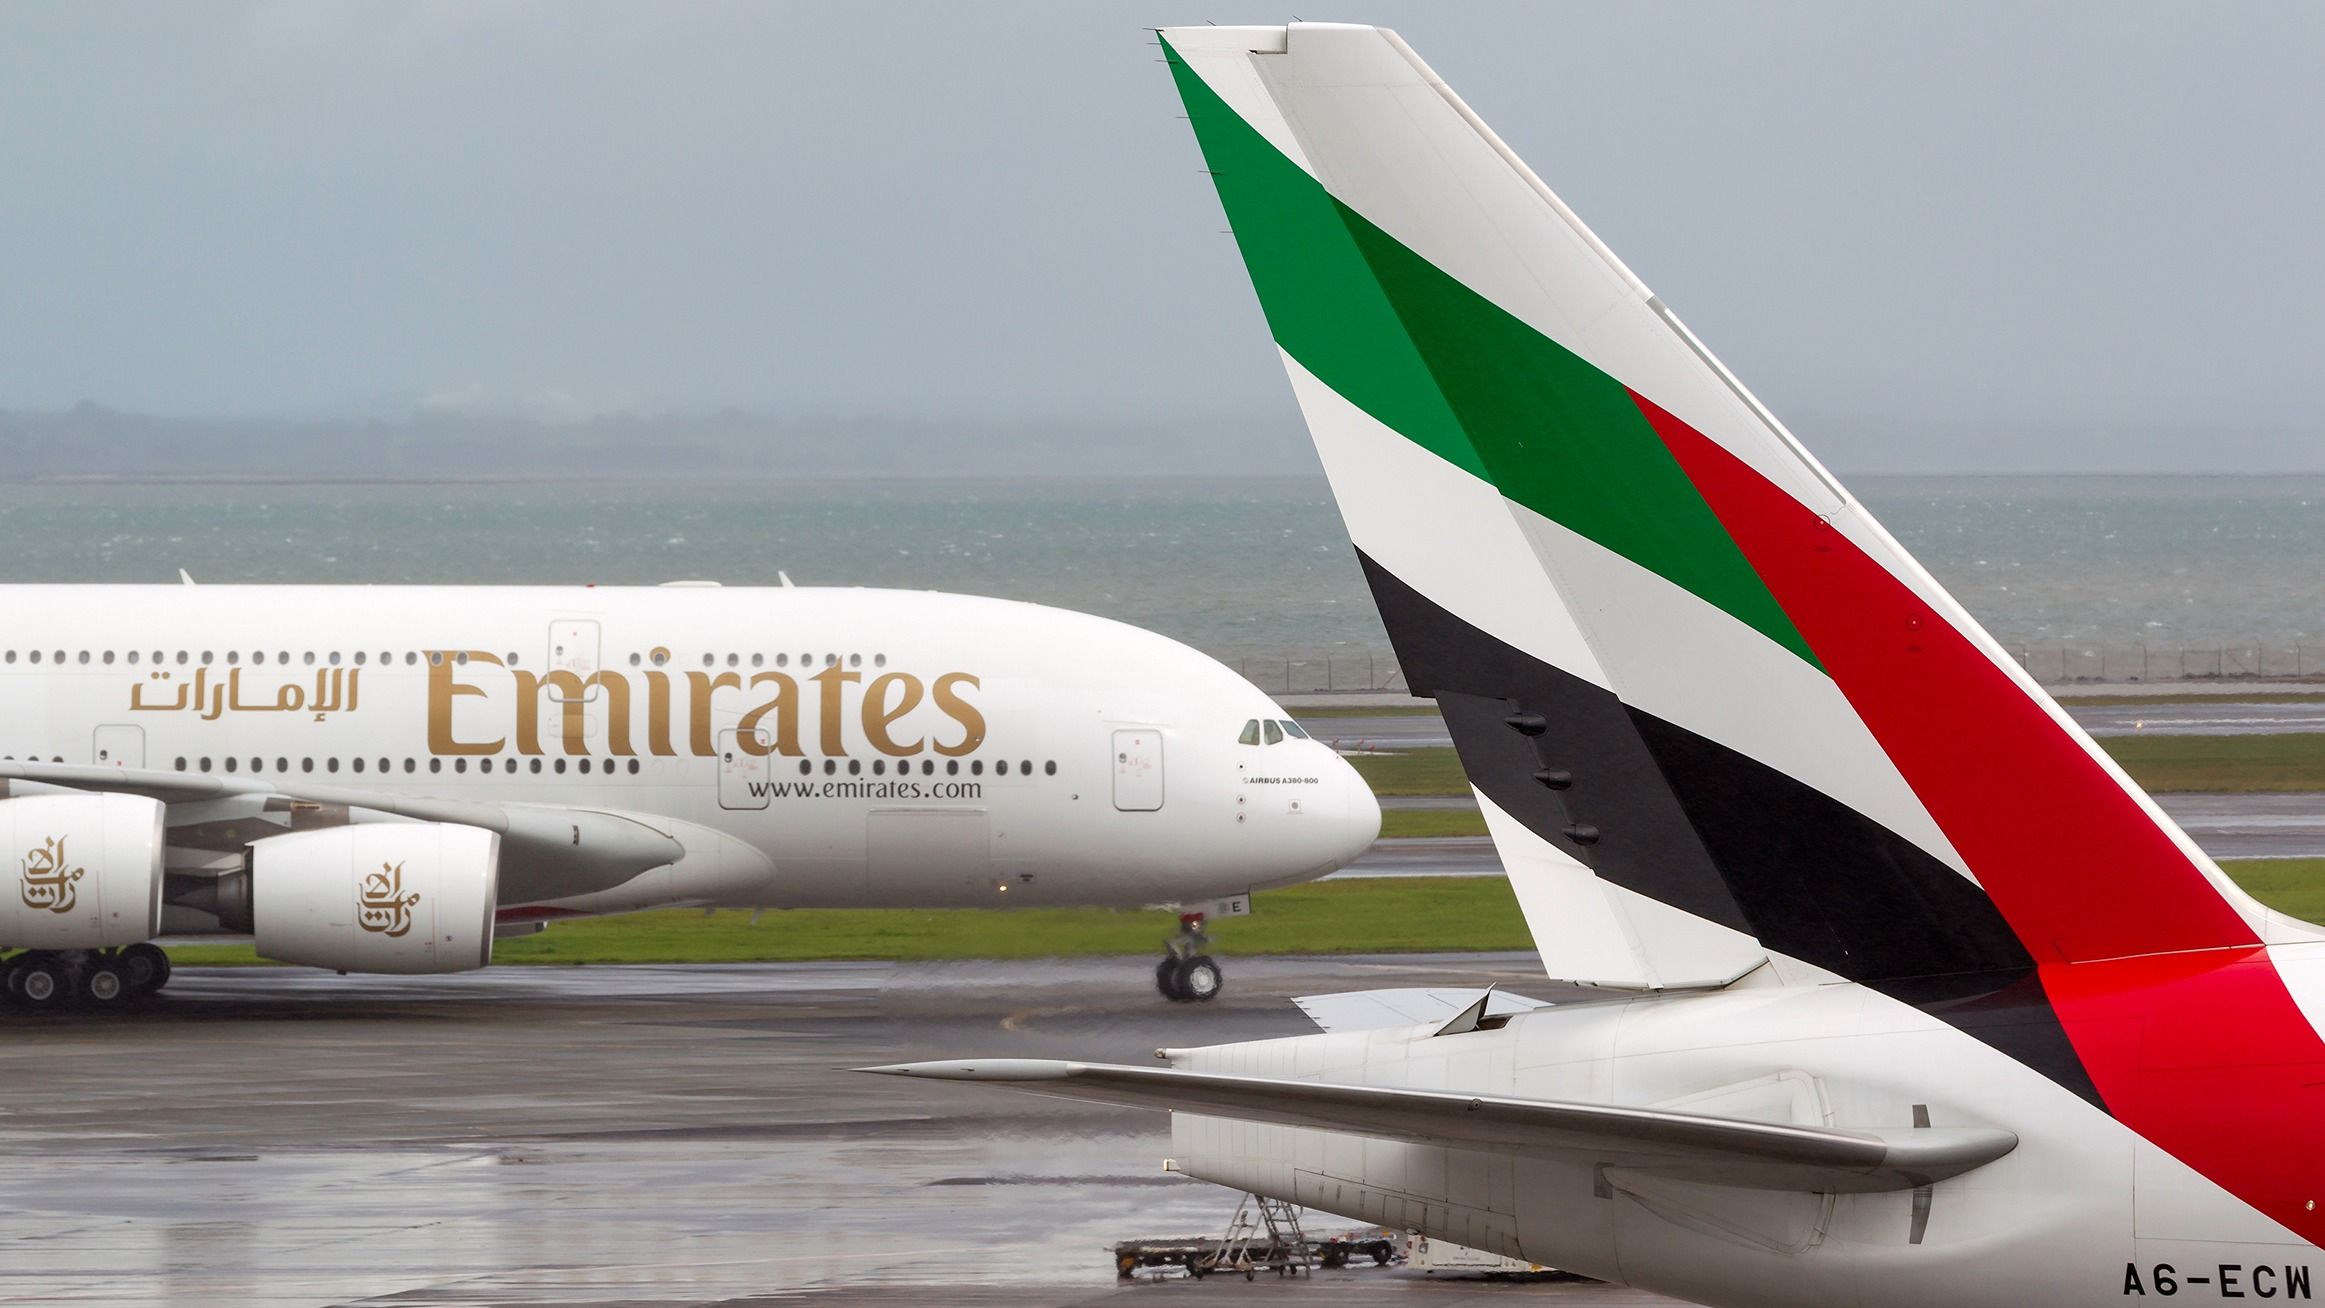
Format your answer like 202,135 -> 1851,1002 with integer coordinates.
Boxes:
1279,719 -> 1309,740
1238,719 -> 1261,746
1263,720 -> 1284,745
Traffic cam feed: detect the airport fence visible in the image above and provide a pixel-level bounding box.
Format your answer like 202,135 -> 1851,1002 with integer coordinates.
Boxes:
2002,641 -> 2325,686
1239,642 -> 2325,696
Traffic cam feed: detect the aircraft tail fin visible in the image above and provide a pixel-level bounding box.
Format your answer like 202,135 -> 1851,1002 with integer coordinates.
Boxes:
1159,23 -> 2267,987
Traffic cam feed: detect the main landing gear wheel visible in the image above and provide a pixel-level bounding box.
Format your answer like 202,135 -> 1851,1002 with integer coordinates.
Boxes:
1156,912 -> 1224,1003
11,954 -> 67,1010
118,943 -> 171,996
78,958 -> 129,1007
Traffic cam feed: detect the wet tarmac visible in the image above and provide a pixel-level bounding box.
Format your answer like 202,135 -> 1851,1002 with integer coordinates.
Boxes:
1298,700 -> 2325,751
0,954 -> 1684,1307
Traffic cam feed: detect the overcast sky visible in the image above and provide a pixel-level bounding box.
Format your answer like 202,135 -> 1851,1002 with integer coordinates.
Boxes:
5,2 -> 2323,473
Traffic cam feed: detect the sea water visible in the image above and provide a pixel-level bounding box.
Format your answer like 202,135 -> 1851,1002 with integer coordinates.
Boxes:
0,474 -> 2316,677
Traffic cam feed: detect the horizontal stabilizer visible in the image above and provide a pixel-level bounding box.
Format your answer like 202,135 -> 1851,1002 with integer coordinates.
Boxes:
866,1059 -> 2016,1193
1293,986 -> 1550,1034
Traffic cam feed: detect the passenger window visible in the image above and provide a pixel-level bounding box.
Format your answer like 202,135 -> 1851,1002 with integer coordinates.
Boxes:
1280,720 -> 1309,740
1238,719 -> 1261,746
1263,720 -> 1284,746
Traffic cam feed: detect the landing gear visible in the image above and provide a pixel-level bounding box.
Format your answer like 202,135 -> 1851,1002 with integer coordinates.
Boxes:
9,952 -> 69,1010
78,956 -> 129,1006
1,946 -> 171,1010
1156,913 -> 1224,1003
119,942 -> 171,995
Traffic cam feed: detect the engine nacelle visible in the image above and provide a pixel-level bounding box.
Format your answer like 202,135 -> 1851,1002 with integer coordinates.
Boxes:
251,823 -> 499,974
0,792 -> 165,950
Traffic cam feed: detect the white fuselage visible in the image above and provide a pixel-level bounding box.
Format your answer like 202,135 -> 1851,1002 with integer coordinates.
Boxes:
0,584 -> 1378,925
1169,971 -> 2325,1308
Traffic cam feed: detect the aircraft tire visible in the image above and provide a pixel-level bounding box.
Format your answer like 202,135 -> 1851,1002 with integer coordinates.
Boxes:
1180,955 -> 1223,1003
78,960 -> 128,1007
120,943 -> 170,995
1156,956 -> 1189,1001
13,956 -> 67,1009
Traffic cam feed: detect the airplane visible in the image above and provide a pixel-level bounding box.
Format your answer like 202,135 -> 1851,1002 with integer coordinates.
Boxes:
873,23 -> 2325,1307
0,582 -> 1379,1009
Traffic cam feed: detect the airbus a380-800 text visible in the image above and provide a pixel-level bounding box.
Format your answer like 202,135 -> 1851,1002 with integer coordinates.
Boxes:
884,23 -> 2325,1308
0,582 -> 1378,1008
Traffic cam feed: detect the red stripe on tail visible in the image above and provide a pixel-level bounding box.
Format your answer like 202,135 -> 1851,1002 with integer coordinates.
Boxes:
1628,390 -> 2254,965
1632,389 -> 2325,1244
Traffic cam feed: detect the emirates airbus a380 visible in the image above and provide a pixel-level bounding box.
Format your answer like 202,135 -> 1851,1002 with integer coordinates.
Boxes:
881,23 -> 2325,1307
0,582 -> 1378,1008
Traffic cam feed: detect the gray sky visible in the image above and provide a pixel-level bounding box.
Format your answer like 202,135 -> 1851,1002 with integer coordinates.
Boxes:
6,2 -> 2323,473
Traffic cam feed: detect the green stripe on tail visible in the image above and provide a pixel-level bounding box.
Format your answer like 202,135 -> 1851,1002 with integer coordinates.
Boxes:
1163,34 -> 1816,669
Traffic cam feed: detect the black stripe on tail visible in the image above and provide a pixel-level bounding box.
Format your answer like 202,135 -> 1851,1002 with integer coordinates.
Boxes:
1358,550 -> 2101,1107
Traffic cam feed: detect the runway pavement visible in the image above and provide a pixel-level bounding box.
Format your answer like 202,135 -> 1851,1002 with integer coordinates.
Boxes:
1297,700 -> 2325,751
0,953 -> 1685,1308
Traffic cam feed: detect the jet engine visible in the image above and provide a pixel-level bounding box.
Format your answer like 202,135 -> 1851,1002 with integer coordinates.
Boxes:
0,792 -> 166,950
250,823 -> 499,974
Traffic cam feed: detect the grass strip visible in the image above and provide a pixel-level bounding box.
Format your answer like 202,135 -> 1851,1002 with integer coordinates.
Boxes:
1380,808 -> 1488,839
2056,692 -> 2325,707
1347,749 -> 1475,796
1352,737 -> 2325,797
152,859 -> 2325,968
161,876 -> 1537,967
2223,859 -> 2325,922
2099,733 -> 2325,793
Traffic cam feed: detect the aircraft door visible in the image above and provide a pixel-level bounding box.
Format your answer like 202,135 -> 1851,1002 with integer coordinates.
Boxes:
93,725 -> 143,769
547,620 -> 602,701
718,727 -> 771,810
1112,729 -> 1164,812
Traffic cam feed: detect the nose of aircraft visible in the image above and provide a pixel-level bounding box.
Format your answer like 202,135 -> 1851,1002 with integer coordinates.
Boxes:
1321,747 -> 1382,870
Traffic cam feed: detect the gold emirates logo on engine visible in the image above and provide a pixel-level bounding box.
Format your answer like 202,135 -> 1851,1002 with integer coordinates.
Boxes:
358,861 -> 420,938
424,654 -> 986,760
19,835 -> 84,915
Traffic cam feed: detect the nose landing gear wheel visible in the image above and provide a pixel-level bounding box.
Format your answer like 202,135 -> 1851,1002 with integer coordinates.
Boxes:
1156,956 -> 1189,1001
1178,955 -> 1223,1002
1156,910 -> 1224,1002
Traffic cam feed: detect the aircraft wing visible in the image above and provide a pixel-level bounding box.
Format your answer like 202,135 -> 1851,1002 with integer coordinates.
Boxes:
866,1059 -> 2016,1194
0,759 -> 681,904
